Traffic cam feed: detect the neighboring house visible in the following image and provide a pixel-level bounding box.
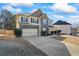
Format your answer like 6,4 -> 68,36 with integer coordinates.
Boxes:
16,9 -> 50,36
53,20 -> 71,35
77,27 -> 79,36
71,27 -> 77,36
71,27 -> 79,36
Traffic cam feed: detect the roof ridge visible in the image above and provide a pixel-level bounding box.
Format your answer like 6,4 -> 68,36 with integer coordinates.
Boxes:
54,20 -> 71,25
31,9 -> 43,17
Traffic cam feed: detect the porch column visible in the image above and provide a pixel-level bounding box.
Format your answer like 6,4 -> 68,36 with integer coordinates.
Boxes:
38,19 -> 42,35
16,15 -> 20,28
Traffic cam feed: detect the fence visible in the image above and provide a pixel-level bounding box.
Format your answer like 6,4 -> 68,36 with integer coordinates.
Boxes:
0,29 -> 14,36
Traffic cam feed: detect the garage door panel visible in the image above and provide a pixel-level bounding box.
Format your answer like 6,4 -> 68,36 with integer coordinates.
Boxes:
22,29 -> 38,36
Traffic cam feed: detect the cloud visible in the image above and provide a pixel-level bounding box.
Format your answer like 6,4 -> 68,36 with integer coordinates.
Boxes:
22,3 -> 34,7
48,14 -> 65,23
2,5 -> 13,11
66,16 -> 79,27
68,16 -> 79,23
49,14 -> 79,26
2,5 -> 22,13
2,3 -> 34,14
10,3 -> 34,7
30,9 -> 37,13
49,3 -> 77,13
15,8 -> 22,13
50,14 -> 64,19
69,16 -> 79,19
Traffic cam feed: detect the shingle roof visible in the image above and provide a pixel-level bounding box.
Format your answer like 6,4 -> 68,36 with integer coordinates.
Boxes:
30,9 -> 49,19
53,20 -> 71,25
31,9 -> 43,17
16,9 -> 49,19
40,14 -> 49,19
16,13 -> 30,17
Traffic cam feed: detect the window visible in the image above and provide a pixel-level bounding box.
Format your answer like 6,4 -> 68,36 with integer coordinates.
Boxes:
21,17 -> 24,22
31,18 -> 33,23
37,19 -> 39,24
25,18 -> 28,23
31,18 -> 39,24
43,19 -> 47,24
21,17 -> 28,23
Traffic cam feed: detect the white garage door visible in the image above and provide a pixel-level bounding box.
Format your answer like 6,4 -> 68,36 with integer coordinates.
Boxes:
22,29 -> 38,36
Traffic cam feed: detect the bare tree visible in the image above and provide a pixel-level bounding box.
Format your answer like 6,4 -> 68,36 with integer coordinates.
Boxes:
0,9 -> 16,30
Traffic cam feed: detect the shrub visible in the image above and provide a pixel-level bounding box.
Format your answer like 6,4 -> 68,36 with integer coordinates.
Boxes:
50,31 -> 54,35
56,30 -> 61,35
41,31 -> 49,36
50,30 -> 61,35
14,28 -> 22,37
41,31 -> 46,36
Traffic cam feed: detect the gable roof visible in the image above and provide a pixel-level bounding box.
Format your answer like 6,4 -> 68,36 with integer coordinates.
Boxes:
16,9 -> 50,19
53,20 -> 71,25
31,9 -> 43,17
40,14 -> 49,19
30,9 -> 49,19
16,13 -> 30,17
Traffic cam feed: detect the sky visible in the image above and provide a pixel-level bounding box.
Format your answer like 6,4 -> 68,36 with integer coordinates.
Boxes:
0,3 -> 79,27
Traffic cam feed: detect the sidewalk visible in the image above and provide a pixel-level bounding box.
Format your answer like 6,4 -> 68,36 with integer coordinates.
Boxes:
23,36 -> 71,56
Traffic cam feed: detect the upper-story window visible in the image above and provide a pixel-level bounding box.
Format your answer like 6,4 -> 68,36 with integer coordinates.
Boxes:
43,19 -> 47,25
25,18 -> 28,22
48,20 -> 53,26
21,17 -> 24,22
21,17 -> 28,23
31,18 -> 34,23
37,19 -> 39,24
31,18 -> 38,24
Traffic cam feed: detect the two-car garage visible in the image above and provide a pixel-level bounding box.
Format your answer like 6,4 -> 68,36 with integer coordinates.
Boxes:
22,28 -> 38,36
20,24 -> 39,36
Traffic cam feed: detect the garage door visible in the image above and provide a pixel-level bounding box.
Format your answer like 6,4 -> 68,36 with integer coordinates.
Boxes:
22,29 -> 38,36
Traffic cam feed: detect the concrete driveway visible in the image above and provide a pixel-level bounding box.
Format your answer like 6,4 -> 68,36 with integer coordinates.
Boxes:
0,36 -> 47,56
23,36 -> 71,56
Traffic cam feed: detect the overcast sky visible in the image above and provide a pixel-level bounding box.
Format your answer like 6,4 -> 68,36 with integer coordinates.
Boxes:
0,3 -> 79,26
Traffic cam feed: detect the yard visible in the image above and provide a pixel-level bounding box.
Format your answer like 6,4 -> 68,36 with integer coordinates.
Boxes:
50,35 -> 79,46
50,35 -> 79,56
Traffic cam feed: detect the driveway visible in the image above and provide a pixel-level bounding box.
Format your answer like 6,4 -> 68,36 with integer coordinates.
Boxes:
0,36 -> 47,56
23,36 -> 71,56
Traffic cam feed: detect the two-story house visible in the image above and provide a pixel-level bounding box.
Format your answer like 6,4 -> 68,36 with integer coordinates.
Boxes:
16,9 -> 50,36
